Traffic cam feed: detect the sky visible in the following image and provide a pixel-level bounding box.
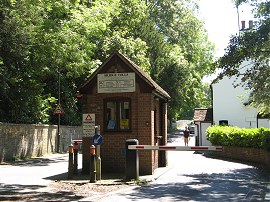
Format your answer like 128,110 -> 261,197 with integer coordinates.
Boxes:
198,0 -> 254,82
198,0 -> 254,57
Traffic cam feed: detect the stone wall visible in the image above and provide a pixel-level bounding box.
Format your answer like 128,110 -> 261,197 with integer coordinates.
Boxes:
0,123 -> 82,162
208,146 -> 270,170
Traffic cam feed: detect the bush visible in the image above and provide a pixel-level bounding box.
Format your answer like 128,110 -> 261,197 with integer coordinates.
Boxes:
206,126 -> 270,151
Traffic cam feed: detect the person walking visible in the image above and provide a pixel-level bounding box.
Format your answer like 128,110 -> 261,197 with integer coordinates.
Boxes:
183,126 -> 190,146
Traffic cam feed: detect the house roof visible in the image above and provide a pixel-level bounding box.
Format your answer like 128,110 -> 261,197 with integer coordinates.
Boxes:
79,51 -> 171,101
193,108 -> 213,122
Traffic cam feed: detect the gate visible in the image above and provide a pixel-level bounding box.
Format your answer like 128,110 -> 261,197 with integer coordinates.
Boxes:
125,139 -> 223,181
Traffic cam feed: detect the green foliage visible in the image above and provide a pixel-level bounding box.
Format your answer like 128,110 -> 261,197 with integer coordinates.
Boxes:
206,125 -> 270,151
216,0 -> 270,115
0,0 -> 215,124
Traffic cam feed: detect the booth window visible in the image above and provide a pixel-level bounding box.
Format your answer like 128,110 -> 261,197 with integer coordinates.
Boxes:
105,99 -> 131,131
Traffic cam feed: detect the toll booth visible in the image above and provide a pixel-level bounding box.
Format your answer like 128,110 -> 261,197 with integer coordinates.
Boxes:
78,51 -> 170,175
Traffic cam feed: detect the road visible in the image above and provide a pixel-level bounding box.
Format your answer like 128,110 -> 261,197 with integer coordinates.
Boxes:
95,133 -> 270,202
0,154 -> 84,201
0,134 -> 269,201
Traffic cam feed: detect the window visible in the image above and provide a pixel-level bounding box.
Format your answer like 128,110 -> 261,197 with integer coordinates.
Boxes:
219,120 -> 228,126
104,98 -> 131,131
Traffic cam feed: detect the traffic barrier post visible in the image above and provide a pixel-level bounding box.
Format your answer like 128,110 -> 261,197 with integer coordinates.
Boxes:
90,145 -> 96,183
68,144 -> 74,179
125,139 -> 139,181
73,141 -> 78,175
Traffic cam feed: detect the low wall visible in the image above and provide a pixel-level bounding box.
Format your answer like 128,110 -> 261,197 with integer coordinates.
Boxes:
209,146 -> 270,170
0,123 -> 83,162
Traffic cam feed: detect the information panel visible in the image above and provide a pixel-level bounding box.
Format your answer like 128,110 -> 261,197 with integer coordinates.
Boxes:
97,72 -> 135,93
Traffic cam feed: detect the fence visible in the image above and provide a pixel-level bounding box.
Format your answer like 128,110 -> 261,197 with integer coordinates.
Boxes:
0,122 -> 83,162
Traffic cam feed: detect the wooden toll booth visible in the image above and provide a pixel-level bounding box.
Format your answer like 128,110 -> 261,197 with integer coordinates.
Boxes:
79,51 -> 170,175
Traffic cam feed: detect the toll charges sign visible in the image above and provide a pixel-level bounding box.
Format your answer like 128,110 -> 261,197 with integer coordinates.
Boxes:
83,114 -> 95,136
97,72 -> 135,93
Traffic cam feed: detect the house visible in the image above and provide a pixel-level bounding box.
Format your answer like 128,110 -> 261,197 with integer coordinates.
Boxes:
194,60 -> 269,146
78,51 -> 170,175
211,60 -> 269,128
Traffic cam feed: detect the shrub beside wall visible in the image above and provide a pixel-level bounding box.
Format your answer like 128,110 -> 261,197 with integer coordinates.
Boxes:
206,126 -> 270,151
206,126 -> 270,170
0,123 -> 83,162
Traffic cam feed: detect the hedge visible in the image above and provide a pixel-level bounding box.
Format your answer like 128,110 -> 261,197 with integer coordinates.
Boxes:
206,126 -> 270,151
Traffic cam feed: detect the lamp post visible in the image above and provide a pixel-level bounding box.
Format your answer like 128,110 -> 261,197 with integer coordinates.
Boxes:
57,67 -> 61,153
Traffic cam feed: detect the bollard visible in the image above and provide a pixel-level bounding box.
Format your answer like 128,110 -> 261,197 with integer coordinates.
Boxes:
73,141 -> 78,175
68,144 -> 74,179
125,139 -> 139,181
96,145 -> 101,181
90,145 -> 96,183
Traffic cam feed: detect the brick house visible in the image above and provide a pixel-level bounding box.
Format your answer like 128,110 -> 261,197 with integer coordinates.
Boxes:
79,51 -> 170,175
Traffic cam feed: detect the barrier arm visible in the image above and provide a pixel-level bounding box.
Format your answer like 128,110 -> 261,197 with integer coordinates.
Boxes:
128,145 -> 223,151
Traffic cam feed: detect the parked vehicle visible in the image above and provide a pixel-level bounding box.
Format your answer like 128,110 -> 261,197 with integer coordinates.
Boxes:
188,123 -> 195,134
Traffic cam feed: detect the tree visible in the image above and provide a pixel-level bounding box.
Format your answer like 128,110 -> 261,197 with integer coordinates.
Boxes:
217,0 -> 270,114
139,0 -> 215,121
0,0 -> 101,124
0,0 -> 215,124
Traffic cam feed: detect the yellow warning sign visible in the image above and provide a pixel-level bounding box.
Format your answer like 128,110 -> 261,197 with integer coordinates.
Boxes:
53,103 -> 65,115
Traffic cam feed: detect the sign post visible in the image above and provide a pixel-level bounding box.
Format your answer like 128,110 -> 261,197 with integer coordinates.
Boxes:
82,114 -> 95,174
93,125 -> 102,180
53,102 -> 65,153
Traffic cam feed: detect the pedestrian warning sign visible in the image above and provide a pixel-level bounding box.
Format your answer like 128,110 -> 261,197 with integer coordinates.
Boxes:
53,103 -> 65,115
83,114 -> 95,136
85,114 -> 92,122
83,113 -> 94,123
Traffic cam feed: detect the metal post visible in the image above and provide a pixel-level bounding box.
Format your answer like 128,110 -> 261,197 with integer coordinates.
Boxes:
95,125 -> 101,180
96,145 -> 101,180
57,67 -> 61,153
68,144 -> 74,179
90,145 -> 96,183
73,141 -> 78,175
125,139 -> 139,181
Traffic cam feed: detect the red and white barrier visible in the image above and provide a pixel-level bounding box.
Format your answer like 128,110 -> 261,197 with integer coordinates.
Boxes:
128,145 -> 223,151
72,139 -> 82,143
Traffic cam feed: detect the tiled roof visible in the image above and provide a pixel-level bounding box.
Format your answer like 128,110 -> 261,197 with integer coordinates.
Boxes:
193,108 -> 213,122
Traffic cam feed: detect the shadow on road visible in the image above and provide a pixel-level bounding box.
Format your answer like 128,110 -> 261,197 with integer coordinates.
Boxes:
1,155 -> 68,167
118,167 -> 270,201
167,132 -> 182,143
0,183 -> 83,201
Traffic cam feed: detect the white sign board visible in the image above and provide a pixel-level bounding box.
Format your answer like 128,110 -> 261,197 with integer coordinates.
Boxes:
82,113 -> 95,136
97,72 -> 135,93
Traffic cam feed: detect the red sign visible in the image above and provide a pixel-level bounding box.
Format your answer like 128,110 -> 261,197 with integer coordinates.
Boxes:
53,103 -> 65,115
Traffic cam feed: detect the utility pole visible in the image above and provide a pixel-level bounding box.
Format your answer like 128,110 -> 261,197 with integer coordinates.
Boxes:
57,67 -> 61,153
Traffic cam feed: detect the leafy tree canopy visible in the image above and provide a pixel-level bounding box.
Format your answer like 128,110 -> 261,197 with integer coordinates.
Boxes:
217,0 -> 270,115
0,0 -> 215,124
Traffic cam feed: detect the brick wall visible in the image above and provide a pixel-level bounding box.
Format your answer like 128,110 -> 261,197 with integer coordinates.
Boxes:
83,92 -> 158,175
209,146 -> 270,170
0,123 -> 82,162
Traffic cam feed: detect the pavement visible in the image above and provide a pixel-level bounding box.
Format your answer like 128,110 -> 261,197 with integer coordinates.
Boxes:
0,134 -> 206,201
0,151 -> 171,201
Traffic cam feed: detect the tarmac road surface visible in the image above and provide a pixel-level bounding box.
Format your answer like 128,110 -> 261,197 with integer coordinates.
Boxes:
0,133 -> 269,201
92,134 -> 270,202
